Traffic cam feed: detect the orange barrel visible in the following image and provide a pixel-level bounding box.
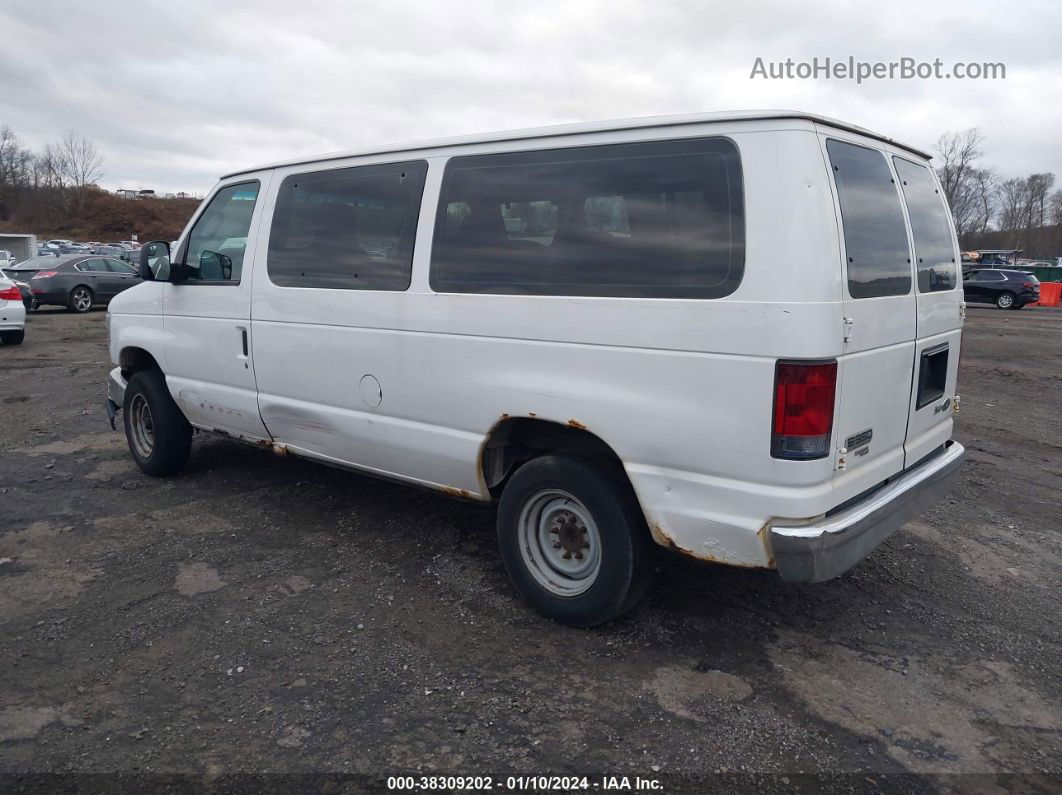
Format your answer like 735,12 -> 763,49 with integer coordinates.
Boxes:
1038,281 -> 1062,308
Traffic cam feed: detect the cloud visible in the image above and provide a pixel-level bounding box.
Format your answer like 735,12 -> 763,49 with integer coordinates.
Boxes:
1,0 -> 1059,194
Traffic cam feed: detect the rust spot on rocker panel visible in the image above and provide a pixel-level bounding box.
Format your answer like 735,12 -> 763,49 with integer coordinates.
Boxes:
567,419 -> 587,430
440,485 -> 474,500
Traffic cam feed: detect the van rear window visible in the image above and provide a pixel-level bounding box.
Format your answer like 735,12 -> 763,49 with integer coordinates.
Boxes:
893,157 -> 958,292
430,138 -> 745,298
826,140 -> 912,299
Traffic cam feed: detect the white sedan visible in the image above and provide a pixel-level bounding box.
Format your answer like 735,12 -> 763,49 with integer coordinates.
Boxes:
0,270 -> 26,345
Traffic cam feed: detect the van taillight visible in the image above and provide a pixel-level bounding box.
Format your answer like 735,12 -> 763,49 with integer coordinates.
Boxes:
771,361 -> 837,460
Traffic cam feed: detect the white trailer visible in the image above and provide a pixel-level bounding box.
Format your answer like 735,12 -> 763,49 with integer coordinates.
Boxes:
0,234 -> 38,264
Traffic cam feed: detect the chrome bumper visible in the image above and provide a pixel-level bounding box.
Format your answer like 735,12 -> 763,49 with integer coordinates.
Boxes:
770,440 -> 965,582
106,366 -> 127,429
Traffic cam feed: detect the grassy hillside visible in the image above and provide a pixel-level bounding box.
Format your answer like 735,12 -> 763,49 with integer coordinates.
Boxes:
0,188 -> 200,242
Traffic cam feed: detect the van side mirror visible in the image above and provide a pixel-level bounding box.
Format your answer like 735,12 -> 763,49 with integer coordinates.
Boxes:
138,241 -> 170,282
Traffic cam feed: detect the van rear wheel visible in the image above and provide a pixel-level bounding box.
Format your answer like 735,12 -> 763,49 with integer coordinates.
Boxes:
123,369 -> 192,476
497,454 -> 652,627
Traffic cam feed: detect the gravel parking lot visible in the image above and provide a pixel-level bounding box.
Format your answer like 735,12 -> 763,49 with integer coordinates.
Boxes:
1,305 -> 1059,792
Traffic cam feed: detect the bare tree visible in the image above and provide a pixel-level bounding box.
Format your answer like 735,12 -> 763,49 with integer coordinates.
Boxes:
995,177 -> 1034,248
971,167 -> 997,239
934,128 -> 984,239
56,131 -> 103,212
1049,189 -> 1062,226
1026,173 -> 1056,228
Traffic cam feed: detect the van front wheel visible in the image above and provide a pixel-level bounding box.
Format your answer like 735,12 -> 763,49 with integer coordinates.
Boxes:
123,369 -> 192,476
497,455 -> 652,627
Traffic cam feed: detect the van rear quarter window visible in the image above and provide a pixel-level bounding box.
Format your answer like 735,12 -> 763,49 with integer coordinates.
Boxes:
430,138 -> 745,298
826,139 -> 912,299
893,157 -> 958,293
267,160 -> 427,290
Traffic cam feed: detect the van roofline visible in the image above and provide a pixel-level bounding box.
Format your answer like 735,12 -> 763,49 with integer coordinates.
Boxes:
219,110 -> 932,179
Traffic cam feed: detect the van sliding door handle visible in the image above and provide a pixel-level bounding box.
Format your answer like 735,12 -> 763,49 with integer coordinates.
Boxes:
239,328 -> 248,357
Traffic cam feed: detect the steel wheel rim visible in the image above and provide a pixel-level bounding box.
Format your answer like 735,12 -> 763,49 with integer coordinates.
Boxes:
129,393 -> 155,459
73,289 -> 91,311
517,489 -> 602,597
998,294 -> 1013,308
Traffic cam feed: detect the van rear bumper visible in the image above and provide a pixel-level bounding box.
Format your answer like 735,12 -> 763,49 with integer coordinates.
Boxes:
770,440 -> 965,582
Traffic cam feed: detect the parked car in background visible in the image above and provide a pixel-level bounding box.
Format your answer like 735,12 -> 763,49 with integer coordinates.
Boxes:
963,269 -> 1040,309
97,244 -> 131,260
0,269 -> 27,344
0,268 -> 35,310
8,255 -> 142,313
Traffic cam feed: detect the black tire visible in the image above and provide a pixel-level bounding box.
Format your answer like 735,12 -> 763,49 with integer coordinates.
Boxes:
0,329 -> 24,345
995,291 -> 1015,310
68,285 -> 94,313
497,454 -> 653,627
123,369 -> 192,476
1013,302 -> 1026,310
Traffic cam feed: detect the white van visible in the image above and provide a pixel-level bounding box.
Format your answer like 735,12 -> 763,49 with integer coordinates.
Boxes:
105,111 -> 965,626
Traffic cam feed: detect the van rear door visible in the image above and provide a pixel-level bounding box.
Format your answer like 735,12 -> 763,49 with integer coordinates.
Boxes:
821,135 -> 917,490
892,155 -> 964,464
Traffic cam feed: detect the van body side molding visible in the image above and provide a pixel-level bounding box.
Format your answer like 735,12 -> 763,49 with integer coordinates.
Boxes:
770,441 -> 965,582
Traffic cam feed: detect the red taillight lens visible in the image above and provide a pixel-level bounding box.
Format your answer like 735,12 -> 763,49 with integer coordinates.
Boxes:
1022,281 -> 1035,288
32,271 -> 57,279
772,361 -> 838,460
0,285 -> 21,300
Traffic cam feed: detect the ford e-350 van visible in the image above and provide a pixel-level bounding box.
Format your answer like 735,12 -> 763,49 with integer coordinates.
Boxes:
105,111 -> 964,626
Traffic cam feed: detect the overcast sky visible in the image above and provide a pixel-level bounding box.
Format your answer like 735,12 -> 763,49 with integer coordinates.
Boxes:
1,0 -> 1059,195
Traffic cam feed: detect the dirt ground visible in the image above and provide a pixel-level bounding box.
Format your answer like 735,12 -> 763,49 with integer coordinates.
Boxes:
0,304 -> 1059,793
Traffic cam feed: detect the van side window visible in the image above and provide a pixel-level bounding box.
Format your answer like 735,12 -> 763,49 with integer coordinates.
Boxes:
267,161 -> 428,290
430,138 -> 745,298
182,182 -> 260,283
826,140 -> 912,298
893,157 -> 958,293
